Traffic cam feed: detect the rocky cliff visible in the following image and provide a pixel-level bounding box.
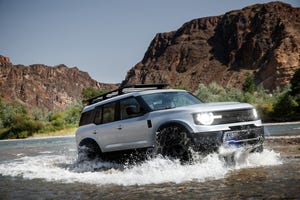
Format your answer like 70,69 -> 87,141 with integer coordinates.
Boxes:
123,2 -> 300,91
0,56 -> 116,110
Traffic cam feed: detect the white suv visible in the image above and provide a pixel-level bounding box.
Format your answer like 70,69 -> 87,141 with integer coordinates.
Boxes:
76,84 -> 264,162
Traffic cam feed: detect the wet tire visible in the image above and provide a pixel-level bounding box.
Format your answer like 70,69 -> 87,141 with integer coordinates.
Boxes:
78,140 -> 101,161
251,144 -> 264,153
155,124 -> 192,163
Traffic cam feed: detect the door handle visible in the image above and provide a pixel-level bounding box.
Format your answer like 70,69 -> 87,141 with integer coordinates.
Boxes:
117,125 -> 122,130
93,130 -> 97,134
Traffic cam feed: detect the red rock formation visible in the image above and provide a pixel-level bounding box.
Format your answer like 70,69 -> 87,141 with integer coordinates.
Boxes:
0,55 -> 10,64
123,2 -> 300,91
0,58 -> 116,110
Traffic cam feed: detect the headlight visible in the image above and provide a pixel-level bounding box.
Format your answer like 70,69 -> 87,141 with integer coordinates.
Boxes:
193,112 -> 214,125
253,108 -> 258,119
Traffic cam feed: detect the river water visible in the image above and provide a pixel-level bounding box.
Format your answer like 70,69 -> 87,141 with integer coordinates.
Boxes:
0,125 -> 299,199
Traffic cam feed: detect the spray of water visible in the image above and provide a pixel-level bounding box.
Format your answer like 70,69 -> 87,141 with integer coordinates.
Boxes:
0,147 -> 282,186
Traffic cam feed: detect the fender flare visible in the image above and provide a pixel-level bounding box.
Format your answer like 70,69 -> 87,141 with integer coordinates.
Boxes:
155,120 -> 193,136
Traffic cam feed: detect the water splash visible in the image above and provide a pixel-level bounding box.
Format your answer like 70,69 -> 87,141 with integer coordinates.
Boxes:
0,148 -> 282,186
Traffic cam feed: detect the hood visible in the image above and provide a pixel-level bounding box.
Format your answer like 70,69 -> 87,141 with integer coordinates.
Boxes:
176,102 -> 254,113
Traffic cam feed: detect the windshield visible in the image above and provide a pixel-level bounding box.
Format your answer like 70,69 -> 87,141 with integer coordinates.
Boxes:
141,91 -> 202,111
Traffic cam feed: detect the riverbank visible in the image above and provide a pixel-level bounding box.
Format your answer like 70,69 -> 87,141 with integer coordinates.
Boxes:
263,121 -> 300,126
30,127 -> 76,138
264,121 -> 300,136
0,127 -> 76,140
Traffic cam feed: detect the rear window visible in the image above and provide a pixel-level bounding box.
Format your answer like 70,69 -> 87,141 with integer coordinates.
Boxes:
79,110 -> 94,126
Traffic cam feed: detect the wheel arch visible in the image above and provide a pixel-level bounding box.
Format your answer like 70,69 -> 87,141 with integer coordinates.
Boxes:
155,120 -> 193,134
78,137 -> 103,153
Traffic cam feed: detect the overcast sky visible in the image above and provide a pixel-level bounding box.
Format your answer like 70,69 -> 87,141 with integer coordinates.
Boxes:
1,0 -> 299,83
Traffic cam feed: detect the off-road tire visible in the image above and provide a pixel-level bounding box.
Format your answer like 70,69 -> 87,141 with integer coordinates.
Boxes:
78,140 -> 101,161
155,124 -> 192,163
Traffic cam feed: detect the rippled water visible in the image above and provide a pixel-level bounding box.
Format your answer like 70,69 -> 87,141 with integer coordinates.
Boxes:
0,135 -> 299,199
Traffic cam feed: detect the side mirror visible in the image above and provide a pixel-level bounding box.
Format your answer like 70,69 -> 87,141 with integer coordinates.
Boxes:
126,105 -> 140,115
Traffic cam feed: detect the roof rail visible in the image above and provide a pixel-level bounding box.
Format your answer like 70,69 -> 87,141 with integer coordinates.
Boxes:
85,83 -> 168,105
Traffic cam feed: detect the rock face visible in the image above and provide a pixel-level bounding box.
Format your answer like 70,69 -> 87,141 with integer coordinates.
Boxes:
123,2 -> 300,91
0,57 -> 116,110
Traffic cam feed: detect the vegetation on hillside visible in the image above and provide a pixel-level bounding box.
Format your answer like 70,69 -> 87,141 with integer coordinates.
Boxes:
0,69 -> 299,140
82,87 -> 108,100
0,88 -> 108,139
195,68 -> 300,121
0,100 -> 83,139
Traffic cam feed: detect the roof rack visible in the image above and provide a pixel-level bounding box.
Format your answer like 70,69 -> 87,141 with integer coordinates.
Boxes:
85,83 -> 168,105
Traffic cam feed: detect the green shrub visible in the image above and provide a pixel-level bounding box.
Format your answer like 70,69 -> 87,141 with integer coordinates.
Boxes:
10,114 -> 43,136
194,81 -> 300,122
290,67 -> 300,112
82,87 -> 108,100
290,67 -> 300,97
49,112 -> 66,130
64,102 -> 83,126
173,85 -> 188,90
196,84 -> 212,102
256,103 -> 274,121
243,92 -> 255,104
243,72 -> 256,94
273,93 -> 298,119
0,102 -> 27,128
51,118 -> 65,129
196,82 -> 226,102
16,131 -> 31,139
222,86 -> 244,102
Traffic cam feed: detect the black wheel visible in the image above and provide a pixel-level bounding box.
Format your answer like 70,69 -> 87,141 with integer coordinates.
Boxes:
251,144 -> 264,153
78,140 -> 101,161
155,124 -> 192,163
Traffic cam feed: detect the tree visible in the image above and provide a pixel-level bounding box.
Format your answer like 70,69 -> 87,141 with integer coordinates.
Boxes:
290,67 -> 300,107
1,102 -> 27,128
242,72 -> 256,94
290,68 -> 300,95
0,98 -> 4,128
273,92 -> 298,120
290,68 -> 300,115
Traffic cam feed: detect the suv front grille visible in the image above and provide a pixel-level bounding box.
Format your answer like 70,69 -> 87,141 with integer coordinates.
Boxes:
212,109 -> 255,125
222,126 -> 264,146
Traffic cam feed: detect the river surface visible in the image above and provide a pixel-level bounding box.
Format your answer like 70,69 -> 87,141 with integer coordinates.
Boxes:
0,125 -> 300,199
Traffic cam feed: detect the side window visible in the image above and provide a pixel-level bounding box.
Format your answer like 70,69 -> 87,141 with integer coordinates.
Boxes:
93,107 -> 102,125
79,110 -> 93,126
120,97 -> 143,120
103,102 -> 116,124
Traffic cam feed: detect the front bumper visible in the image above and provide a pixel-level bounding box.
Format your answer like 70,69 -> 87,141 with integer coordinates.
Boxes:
191,126 -> 264,153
